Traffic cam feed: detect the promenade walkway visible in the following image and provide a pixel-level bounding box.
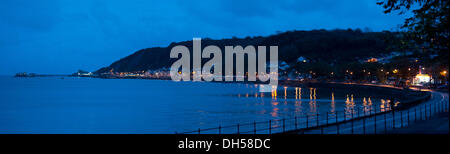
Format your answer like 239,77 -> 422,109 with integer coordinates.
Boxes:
298,91 -> 448,134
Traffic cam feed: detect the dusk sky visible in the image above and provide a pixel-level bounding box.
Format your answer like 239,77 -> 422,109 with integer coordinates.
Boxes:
0,0 -> 412,75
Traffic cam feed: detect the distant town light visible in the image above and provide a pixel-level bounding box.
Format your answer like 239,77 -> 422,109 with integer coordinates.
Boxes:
367,58 -> 377,63
393,69 -> 398,74
441,70 -> 448,76
414,73 -> 431,85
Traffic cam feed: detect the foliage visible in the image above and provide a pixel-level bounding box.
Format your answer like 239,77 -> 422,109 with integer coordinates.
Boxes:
377,0 -> 449,54
96,29 -> 401,76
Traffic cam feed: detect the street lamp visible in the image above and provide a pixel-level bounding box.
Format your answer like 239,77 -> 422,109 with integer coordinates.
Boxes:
441,70 -> 448,76
393,69 -> 398,74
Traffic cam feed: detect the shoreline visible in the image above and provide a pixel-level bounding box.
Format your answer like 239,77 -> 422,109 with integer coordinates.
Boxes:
12,75 -> 431,109
6,74 -> 439,134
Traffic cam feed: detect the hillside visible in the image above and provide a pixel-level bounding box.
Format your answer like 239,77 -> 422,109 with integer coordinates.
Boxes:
96,29 -> 401,74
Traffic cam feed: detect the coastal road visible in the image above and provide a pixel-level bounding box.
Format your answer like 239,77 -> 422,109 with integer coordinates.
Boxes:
301,90 -> 449,134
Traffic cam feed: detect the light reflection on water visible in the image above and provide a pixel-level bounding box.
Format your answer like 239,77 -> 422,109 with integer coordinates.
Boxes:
257,86 -> 396,120
0,77 -> 399,133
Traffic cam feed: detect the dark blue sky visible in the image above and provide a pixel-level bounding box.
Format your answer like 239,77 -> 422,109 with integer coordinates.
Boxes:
0,0 -> 411,74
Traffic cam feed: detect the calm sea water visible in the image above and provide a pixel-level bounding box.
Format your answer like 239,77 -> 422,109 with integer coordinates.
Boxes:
0,76 -> 391,134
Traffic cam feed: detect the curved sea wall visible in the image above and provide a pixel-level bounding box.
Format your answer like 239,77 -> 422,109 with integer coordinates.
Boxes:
281,81 -> 431,110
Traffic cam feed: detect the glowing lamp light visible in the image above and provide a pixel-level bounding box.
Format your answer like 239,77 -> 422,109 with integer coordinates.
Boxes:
367,58 -> 377,63
392,69 -> 398,74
